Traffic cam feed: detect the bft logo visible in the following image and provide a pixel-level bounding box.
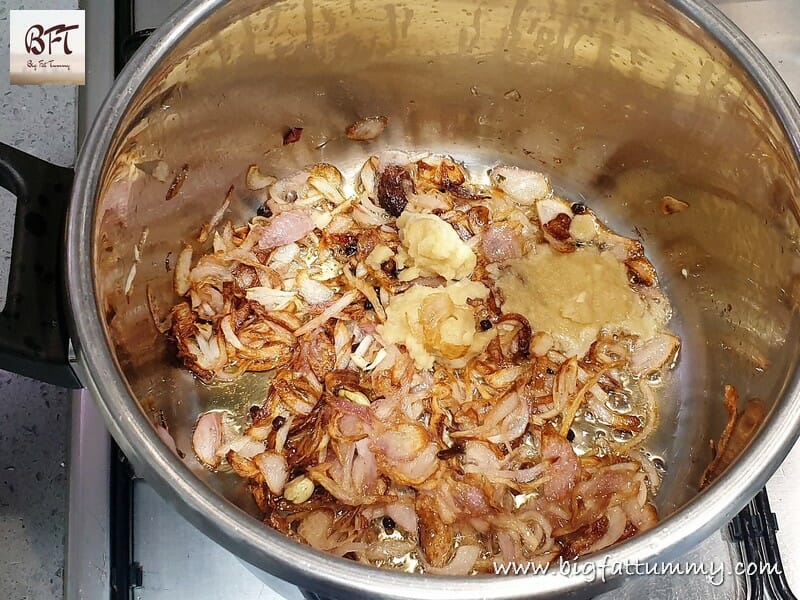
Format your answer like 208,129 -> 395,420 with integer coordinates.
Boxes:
25,23 -> 80,56
10,10 -> 85,85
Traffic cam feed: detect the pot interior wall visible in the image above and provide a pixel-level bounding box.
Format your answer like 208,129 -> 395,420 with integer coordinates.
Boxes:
93,0 -> 800,522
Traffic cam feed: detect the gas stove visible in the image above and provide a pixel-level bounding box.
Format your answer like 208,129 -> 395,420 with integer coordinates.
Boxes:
66,1 -> 800,599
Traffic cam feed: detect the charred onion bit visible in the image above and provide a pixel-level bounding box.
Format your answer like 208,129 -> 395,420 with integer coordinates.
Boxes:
543,213 -> 577,253
283,127 -> 304,145
626,257 -> 657,287
165,163 -> 189,201
377,165 -> 413,217
417,493 -> 456,567
417,158 -> 464,190
346,116 -> 389,141
660,195 -> 689,215
544,213 -> 572,241
700,385 -> 766,488
436,443 -> 465,460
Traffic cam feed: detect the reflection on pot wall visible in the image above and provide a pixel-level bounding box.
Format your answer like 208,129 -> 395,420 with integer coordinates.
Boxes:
91,0 -> 800,517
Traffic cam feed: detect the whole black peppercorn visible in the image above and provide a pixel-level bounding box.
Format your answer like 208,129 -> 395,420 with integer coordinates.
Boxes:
272,415 -> 286,430
479,319 -> 493,331
566,429 -> 576,442
570,202 -> 587,215
257,204 -> 273,218
382,516 -> 396,531
343,240 -> 358,256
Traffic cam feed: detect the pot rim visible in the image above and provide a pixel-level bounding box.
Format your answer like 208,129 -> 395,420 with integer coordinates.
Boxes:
66,0 -> 800,597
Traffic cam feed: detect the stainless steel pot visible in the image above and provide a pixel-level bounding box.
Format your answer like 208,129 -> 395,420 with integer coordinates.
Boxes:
1,0 -> 799,598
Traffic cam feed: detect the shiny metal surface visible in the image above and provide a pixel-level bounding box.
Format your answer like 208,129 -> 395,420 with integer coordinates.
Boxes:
64,390 -> 111,600
67,2 -> 118,598
726,3 -> 800,595
66,0 -> 800,598
766,441 -> 800,595
132,480 -> 304,600
76,0 -> 115,142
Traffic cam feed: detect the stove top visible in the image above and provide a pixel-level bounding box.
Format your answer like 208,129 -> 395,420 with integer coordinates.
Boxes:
67,1 -> 800,599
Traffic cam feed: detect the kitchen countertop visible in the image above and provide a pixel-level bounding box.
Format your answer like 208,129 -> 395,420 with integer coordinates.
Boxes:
0,375 -> 70,600
0,2 -> 77,599
0,1 -> 799,600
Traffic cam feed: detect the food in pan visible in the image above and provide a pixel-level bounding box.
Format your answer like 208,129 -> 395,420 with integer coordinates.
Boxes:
168,153 -> 679,574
